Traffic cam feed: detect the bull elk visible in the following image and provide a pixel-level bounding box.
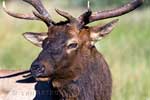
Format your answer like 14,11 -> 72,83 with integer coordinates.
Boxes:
0,0 -> 144,100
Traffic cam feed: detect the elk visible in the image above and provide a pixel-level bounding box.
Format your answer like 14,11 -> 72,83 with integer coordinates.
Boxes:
0,0 -> 144,100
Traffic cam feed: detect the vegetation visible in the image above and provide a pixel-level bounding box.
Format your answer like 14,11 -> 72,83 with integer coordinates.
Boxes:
68,0 -> 150,8
0,0 -> 150,8
96,9 -> 150,100
0,1 -> 150,100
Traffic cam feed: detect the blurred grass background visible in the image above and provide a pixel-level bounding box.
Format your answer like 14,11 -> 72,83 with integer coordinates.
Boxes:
0,0 -> 150,100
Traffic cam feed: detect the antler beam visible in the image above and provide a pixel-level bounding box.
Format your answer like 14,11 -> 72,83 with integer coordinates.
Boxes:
3,1 -> 39,20
78,0 -> 144,25
23,0 -> 54,26
3,0 -> 54,26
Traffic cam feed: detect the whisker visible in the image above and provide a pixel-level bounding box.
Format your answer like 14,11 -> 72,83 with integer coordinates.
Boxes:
23,73 -> 32,78
0,70 -> 30,79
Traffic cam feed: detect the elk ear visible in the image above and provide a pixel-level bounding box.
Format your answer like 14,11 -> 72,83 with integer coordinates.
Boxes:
90,19 -> 118,41
23,32 -> 48,47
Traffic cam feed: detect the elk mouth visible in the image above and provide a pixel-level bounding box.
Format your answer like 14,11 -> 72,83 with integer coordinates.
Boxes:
22,71 -> 51,82
24,74 -> 50,82
35,76 -> 50,82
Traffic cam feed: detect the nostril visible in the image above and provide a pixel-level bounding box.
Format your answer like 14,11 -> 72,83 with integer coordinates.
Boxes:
31,64 -> 45,73
31,65 -> 39,71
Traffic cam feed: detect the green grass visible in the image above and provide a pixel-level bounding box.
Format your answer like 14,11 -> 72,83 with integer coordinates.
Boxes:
95,9 -> 150,100
0,4 -> 150,100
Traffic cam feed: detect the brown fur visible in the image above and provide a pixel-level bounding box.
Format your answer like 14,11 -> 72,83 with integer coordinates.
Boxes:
2,0 -> 143,99
55,47 -> 112,100
28,24 -> 113,100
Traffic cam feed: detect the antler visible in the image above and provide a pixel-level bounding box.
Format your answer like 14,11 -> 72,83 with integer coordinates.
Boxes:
55,9 -> 77,23
78,0 -> 144,25
3,0 -> 54,26
23,0 -> 54,26
2,1 -> 39,20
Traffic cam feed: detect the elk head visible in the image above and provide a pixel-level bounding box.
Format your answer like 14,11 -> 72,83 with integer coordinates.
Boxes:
3,0 -> 143,87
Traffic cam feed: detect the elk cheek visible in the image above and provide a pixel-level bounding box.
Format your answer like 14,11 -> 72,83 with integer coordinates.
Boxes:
41,61 -> 54,77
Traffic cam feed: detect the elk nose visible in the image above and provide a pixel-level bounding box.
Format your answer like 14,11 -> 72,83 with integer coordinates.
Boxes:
31,63 -> 45,77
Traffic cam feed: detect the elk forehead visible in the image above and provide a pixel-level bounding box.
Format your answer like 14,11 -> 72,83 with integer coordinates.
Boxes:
47,24 -> 81,44
48,24 -> 79,36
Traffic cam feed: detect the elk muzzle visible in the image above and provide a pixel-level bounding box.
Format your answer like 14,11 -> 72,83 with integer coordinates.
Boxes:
31,63 -> 45,77
30,60 -> 53,82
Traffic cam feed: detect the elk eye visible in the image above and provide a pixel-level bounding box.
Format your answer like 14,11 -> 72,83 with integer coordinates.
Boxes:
67,43 -> 78,49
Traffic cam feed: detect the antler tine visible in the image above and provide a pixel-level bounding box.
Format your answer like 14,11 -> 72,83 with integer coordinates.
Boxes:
55,9 -> 77,23
78,9 -> 92,27
78,0 -> 144,25
23,0 -> 54,26
2,1 -> 39,20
